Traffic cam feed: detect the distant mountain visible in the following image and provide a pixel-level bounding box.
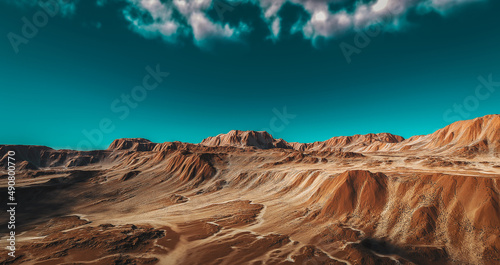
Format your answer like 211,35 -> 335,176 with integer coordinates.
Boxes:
198,115 -> 499,157
304,133 -> 405,152
384,114 -> 500,157
107,138 -> 156,151
200,130 -> 291,149
2,115 -> 499,159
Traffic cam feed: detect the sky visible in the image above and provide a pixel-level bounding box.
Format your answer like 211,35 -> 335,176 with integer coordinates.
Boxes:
0,0 -> 499,150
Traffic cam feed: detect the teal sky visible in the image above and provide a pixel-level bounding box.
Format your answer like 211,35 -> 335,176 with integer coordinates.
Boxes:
1,0 -> 499,150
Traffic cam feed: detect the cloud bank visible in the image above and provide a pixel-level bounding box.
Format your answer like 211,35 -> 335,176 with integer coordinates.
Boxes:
8,0 -> 487,47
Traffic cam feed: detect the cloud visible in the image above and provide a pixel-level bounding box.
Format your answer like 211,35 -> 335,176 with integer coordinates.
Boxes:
5,0 -> 488,47
271,17 -> 281,37
417,0 -> 485,14
122,0 -> 249,47
122,0 -> 184,43
276,0 -> 486,41
255,0 -> 285,39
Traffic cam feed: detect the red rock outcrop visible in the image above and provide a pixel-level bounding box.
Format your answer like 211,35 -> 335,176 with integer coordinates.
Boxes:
389,114 -> 500,156
201,130 -> 292,149
107,138 -> 157,151
306,133 -> 405,152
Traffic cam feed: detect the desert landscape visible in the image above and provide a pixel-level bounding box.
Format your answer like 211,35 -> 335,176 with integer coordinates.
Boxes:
0,114 -> 499,265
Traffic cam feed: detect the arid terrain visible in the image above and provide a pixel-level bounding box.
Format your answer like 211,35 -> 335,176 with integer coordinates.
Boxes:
1,115 -> 499,265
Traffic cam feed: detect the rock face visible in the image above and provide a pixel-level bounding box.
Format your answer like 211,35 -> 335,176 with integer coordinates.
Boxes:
163,151 -> 218,187
107,138 -> 157,151
201,130 -> 291,149
0,145 -> 53,167
0,115 -> 499,265
306,133 -> 405,152
310,170 -> 388,219
387,114 -> 500,156
427,114 -> 500,151
200,130 -> 406,152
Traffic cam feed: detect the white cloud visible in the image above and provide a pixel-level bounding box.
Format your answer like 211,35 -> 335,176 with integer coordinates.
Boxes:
122,0 -> 183,43
189,11 -> 237,40
258,0 -> 285,18
253,0 -> 285,40
303,9 -> 352,39
271,17 -> 281,37
372,0 -> 390,12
